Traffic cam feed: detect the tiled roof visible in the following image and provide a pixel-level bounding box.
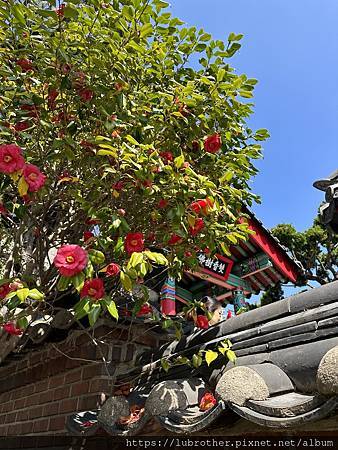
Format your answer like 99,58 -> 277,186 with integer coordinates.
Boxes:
67,281 -> 338,435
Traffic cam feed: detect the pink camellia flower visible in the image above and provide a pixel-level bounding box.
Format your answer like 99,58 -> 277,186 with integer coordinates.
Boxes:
0,202 -> 7,216
189,218 -> 205,237
3,322 -> 23,336
16,58 -> 33,72
105,263 -> 120,277
80,278 -> 105,301
78,88 -> 94,102
14,121 -> 30,132
204,134 -> 222,154
0,283 -> 11,299
168,234 -> 183,245
226,310 -> 233,319
23,164 -> 46,192
53,244 -> 88,277
124,232 -> 144,255
0,144 -> 25,174
195,315 -> 209,329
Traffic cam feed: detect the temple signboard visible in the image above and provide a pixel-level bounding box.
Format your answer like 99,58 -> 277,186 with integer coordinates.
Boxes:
197,253 -> 234,281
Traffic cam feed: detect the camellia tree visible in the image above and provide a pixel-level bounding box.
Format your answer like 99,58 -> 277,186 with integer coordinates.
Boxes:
0,0 -> 269,337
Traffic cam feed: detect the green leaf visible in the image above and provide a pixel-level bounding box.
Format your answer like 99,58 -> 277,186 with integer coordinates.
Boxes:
71,272 -> 85,292
28,289 -> 44,301
88,249 -> 105,265
217,68 -> 226,82
192,353 -> 203,368
57,276 -> 70,292
16,288 -> 30,303
226,349 -> 237,363
103,298 -> 119,320
120,271 -> 133,291
174,154 -> 184,169
140,23 -> 153,38
88,304 -> 101,327
205,350 -> 218,366
12,4 -> 26,24
160,358 -> 170,372
144,251 -> 168,265
162,319 -> 173,329
16,316 -> 28,330
127,252 -> 144,269
63,4 -> 79,18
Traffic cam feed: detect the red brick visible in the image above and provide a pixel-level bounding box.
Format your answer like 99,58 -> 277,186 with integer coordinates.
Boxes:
7,423 -> 21,435
89,379 -> 111,393
4,412 -> 16,424
23,384 -> 35,397
35,379 -> 49,393
64,368 -> 82,384
2,402 -> 12,413
25,393 -> 40,407
21,421 -> 33,435
71,381 -> 89,396
33,418 -> 49,433
14,397 -> 26,410
53,385 -> 70,401
39,390 -> 53,404
16,409 -> 29,421
49,416 -> 65,431
42,402 -> 59,417
0,392 -> 10,403
28,406 -> 43,420
10,386 -> 26,400
59,398 -> 78,414
77,395 -> 99,411
0,424 -> 8,436
29,351 -> 42,366
82,364 -> 103,379
48,374 -> 64,389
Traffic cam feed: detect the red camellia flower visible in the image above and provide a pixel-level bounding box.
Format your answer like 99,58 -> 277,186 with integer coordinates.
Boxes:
158,199 -> 168,209
199,392 -> 217,411
23,164 -> 47,192
195,315 -> 209,329
20,104 -> 39,118
112,181 -> 124,191
0,202 -> 7,216
14,121 -> 30,132
53,244 -> 88,277
137,304 -> 152,317
55,3 -> 65,17
117,209 -> 126,217
16,58 -> 33,72
80,278 -> 105,301
3,322 -> 23,336
48,88 -> 59,110
189,218 -> 205,237
83,231 -> 94,242
159,151 -> 173,164
0,144 -> 25,174
190,199 -> 211,215
204,134 -> 222,154
105,263 -> 120,277
0,283 -> 11,299
78,88 -> 94,102
124,232 -> 144,254
168,234 -> 183,245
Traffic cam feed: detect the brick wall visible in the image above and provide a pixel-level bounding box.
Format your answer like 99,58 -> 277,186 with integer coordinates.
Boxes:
0,323 -> 165,436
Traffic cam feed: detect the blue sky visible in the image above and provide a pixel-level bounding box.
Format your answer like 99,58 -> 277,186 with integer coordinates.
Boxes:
170,0 -> 338,231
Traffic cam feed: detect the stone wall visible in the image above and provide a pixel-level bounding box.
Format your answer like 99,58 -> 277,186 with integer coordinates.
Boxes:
0,323 -> 165,436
